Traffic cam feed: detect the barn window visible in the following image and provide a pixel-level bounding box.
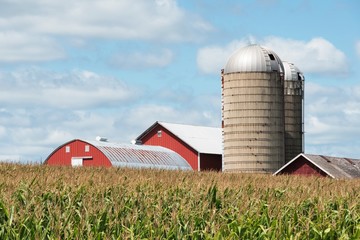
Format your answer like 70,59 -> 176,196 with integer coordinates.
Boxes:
65,146 -> 70,153
85,145 -> 90,152
157,130 -> 162,137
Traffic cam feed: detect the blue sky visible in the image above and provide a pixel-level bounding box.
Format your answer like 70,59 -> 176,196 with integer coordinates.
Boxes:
0,0 -> 360,162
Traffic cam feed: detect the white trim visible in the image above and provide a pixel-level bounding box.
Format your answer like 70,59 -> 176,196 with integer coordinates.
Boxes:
273,153 -> 335,178
198,153 -> 200,172
273,153 -> 302,175
74,156 -> 93,160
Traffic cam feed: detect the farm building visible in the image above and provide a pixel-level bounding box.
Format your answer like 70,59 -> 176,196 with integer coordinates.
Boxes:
44,138 -> 192,170
221,44 -> 304,173
135,121 -> 222,171
274,153 -> 360,179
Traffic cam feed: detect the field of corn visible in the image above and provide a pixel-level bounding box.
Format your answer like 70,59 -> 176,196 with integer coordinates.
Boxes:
0,163 -> 359,239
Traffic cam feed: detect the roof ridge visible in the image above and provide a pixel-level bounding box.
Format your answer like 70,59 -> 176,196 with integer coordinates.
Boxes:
159,121 -> 221,129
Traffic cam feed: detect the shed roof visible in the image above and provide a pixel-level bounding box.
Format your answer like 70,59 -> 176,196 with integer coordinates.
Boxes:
274,153 -> 360,179
224,44 -> 284,74
136,121 -> 222,155
46,139 -> 192,170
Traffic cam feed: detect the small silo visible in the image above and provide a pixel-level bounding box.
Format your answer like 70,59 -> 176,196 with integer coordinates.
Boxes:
283,61 -> 304,162
222,44 -> 285,173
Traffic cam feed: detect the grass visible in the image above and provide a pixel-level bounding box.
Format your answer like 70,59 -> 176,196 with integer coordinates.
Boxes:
0,163 -> 360,239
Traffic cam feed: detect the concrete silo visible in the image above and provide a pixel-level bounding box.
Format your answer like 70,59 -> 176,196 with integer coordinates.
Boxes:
283,61 -> 304,162
222,44 -> 285,173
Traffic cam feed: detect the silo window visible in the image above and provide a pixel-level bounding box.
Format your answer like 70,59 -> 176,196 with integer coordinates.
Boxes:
297,73 -> 302,80
268,54 -> 275,60
157,130 -> 162,137
65,146 -> 70,153
85,145 -> 90,152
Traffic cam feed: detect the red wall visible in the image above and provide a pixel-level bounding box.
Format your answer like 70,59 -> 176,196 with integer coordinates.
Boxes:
139,125 -> 199,170
45,140 -> 112,167
280,156 -> 327,177
200,153 -> 222,171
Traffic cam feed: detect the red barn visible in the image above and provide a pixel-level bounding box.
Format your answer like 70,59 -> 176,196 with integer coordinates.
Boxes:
44,138 -> 192,170
274,153 -> 360,179
136,122 -> 222,171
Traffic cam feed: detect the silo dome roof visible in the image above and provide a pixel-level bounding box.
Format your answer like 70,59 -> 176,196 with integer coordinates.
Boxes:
283,61 -> 304,81
224,44 -> 284,74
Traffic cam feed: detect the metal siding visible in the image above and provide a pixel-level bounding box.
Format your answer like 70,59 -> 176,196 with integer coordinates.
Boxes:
283,61 -> 304,163
224,45 -> 284,74
284,94 -> 303,162
45,140 -> 112,167
222,71 -> 285,173
139,125 -> 199,170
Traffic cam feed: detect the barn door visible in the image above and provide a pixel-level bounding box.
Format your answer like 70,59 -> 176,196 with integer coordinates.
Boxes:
71,157 -> 83,167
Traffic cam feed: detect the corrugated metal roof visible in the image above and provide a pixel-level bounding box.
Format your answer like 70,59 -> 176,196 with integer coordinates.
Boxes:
224,44 -> 284,74
86,139 -> 192,170
283,61 -> 304,81
137,122 -> 222,155
274,153 -> 360,179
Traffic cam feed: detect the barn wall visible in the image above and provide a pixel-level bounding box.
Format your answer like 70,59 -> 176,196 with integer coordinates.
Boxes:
200,153 -> 222,171
139,125 -> 199,170
280,156 -> 327,177
45,140 -> 112,167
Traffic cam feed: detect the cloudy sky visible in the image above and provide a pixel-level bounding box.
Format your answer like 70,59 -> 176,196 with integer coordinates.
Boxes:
1,0 -> 359,163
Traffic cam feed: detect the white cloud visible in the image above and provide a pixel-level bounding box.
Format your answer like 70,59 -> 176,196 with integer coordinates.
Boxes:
356,40 -> 360,58
197,40 -> 248,74
118,102 -> 221,142
0,125 -> 6,138
0,68 -> 136,109
304,82 -> 360,157
263,37 -> 348,76
0,32 -> 65,62
0,0 -> 212,63
110,49 -> 174,69
0,0 -> 212,42
197,36 -> 349,76
0,67 -> 221,163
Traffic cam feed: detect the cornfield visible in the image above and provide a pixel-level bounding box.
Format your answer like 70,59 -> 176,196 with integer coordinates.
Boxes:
0,163 -> 359,239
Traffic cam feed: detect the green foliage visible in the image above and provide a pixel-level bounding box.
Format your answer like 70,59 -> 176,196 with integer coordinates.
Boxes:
0,163 -> 359,239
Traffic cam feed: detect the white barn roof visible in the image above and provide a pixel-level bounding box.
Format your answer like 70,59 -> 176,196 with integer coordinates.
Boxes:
136,122 -> 222,155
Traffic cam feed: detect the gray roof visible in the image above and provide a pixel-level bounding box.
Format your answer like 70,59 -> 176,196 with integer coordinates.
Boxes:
136,121 -> 222,155
88,140 -> 192,170
283,61 -> 305,81
224,44 -> 284,74
274,153 -> 360,179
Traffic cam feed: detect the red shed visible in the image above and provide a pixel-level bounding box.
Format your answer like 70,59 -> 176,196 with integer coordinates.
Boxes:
136,122 -> 222,171
44,138 -> 192,170
274,153 -> 360,179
